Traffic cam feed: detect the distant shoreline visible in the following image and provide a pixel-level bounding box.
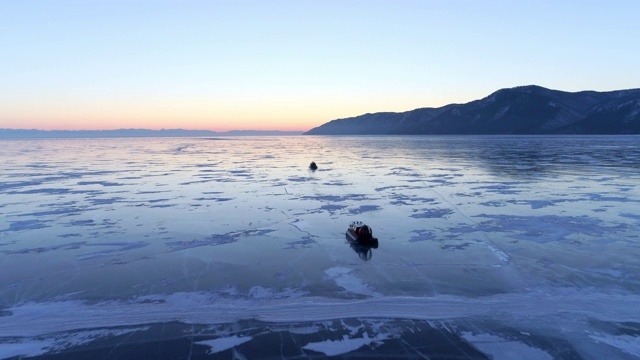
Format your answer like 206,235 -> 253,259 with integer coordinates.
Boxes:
0,128 -> 304,139
2,131 -> 639,140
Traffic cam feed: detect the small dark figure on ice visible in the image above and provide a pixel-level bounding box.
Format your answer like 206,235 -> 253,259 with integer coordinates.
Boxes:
346,221 -> 378,247
346,221 -> 379,261
309,161 -> 318,171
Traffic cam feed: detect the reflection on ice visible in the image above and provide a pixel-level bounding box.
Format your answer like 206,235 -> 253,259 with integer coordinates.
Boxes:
1,135 -> 640,358
348,242 -> 377,261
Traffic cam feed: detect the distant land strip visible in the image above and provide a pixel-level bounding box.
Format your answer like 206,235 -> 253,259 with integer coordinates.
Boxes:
0,129 -> 303,139
305,85 -> 640,135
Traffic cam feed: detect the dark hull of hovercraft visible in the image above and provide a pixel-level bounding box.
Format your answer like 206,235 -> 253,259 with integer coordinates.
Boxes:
346,228 -> 379,248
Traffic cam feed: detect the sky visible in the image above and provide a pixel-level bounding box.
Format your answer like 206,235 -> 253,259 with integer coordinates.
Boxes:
1,0 -> 639,132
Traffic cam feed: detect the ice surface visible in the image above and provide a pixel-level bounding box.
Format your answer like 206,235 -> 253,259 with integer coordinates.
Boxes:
1,135 -> 639,359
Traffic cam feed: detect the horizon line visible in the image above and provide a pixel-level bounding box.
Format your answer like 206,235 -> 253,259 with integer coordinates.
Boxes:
0,127 -> 308,133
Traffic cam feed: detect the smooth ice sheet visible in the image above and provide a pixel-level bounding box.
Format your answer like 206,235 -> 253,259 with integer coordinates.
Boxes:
1,135 -> 639,359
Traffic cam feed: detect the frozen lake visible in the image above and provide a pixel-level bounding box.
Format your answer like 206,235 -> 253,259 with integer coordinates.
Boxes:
1,135 -> 639,359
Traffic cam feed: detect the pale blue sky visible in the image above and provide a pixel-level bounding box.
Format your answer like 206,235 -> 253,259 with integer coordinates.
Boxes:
1,0 -> 638,131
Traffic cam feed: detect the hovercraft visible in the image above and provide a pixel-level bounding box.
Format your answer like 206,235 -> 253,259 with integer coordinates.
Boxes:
346,221 -> 379,248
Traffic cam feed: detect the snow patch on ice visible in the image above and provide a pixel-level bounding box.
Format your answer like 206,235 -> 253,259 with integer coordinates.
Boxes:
324,267 -> 380,297
486,243 -> 511,266
287,325 -> 321,335
196,335 -> 252,354
248,286 -> 307,299
461,332 -> 553,360
0,339 -> 52,359
303,332 -> 388,356
589,333 -> 640,357
0,327 -> 148,359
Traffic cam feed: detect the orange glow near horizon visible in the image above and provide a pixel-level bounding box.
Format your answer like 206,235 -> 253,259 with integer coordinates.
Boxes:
1,92 -> 457,132
0,115 -> 320,132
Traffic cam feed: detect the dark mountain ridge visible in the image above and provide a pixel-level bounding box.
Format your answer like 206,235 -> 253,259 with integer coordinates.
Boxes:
305,85 -> 640,135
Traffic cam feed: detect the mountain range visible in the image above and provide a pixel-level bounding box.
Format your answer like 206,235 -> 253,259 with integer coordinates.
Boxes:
304,85 -> 640,135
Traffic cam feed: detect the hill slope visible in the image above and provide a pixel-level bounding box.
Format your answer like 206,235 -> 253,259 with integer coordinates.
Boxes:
305,85 -> 640,135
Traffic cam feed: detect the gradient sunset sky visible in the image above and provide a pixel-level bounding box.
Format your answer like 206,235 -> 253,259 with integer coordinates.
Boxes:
2,0 -> 639,132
